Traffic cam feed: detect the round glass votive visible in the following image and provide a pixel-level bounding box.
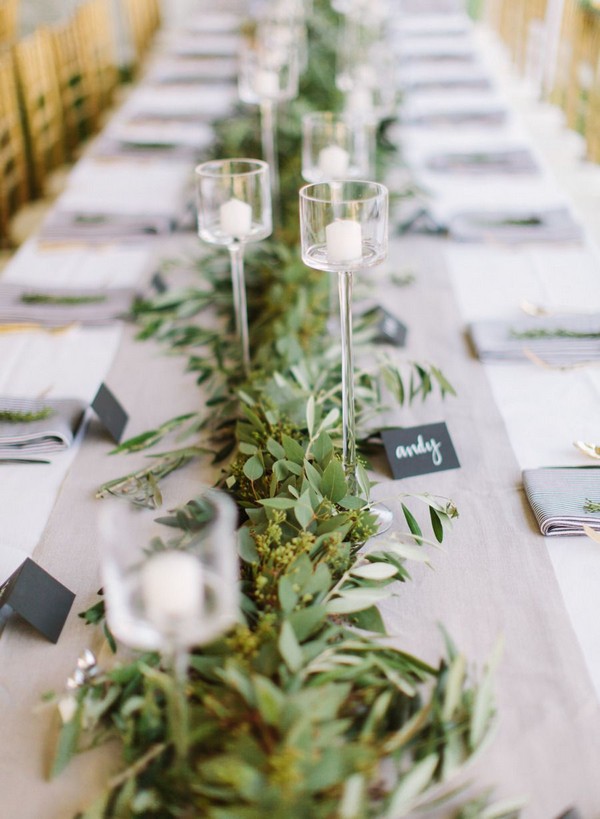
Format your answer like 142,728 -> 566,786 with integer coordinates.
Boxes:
301,111 -> 374,183
238,41 -> 299,104
299,180 -> 388,273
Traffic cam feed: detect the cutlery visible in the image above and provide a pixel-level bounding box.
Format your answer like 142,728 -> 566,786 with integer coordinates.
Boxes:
574,440 -> 600,459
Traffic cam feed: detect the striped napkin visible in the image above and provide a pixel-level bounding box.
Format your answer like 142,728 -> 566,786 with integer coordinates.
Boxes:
523,467 -> 600,536
425,148 -> 538,175
468,314 -> 600,365
448,207 -> 581,243
39,211 -> 177,244
0,283 -> 136,327
0,397 -> 86,457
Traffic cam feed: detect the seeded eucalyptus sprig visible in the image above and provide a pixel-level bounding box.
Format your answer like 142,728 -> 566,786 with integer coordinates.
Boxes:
584,498 -> 600,513
510,327 -> 600,340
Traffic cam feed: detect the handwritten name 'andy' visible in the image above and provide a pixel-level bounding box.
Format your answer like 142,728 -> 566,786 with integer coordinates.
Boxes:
395,435 -> 443,466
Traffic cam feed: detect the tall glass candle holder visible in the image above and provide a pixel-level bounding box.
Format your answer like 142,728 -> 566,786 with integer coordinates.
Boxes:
99,487 -> 239,759
299,180 -> 388,495
238,40 -> 299,222
195,159 -> 272,374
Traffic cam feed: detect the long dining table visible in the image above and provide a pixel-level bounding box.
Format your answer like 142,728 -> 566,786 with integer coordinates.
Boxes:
1,2 -> 600,817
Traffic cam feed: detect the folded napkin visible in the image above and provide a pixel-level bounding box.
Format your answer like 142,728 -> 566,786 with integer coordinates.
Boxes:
402,76 -> 491,92
448,207 -> 582,244
523,467 -> 600,536
40,211 -> 178,244
425,148 -> 539,175
401,108 -> 507,127
0,397 -> 86,457
468,314 -> 600,364
90,137 -> 205,161
0,283 -> 136,327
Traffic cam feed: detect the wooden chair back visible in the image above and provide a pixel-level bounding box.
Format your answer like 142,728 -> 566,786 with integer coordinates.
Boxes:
0,49 -> 28,246
13,27 -> 65,196
0,0 -> 19,45
75,0 -> 119,113
50,16 -> 97,156
124,0 -> 162,65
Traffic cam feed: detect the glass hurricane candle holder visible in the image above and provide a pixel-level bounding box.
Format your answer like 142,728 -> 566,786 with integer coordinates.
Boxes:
99,487 -> 239,758
299,180 -> 388,498
301,111 -> 374,184
195,158 -> 272,374
238,40 -> 299,221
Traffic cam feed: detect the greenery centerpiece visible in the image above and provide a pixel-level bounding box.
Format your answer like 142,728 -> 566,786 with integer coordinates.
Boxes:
48,2 -> 515,817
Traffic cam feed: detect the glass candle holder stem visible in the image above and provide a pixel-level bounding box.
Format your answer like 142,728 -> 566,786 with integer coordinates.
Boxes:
260,99 -> 280,227
338,269 -> 357,493
166,644 -> 191,762
229,241 -> 250,375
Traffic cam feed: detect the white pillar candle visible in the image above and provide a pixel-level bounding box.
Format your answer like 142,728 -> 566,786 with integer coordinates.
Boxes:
220,197 -> 252,238
141,551 -> 204,628
318,144 -> 350,179
325,219 -> 362,264
254,69 -> 279,97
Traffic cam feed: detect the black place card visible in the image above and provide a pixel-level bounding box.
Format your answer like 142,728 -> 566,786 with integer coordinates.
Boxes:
0,558 -> 75,643
381,422 -> 460,480
372,306 -> 408,347
151,271 -> 168,294
91,382 -> 128,443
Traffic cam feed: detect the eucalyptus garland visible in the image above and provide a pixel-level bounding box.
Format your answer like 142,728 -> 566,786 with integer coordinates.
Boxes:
47,3 -> 515,817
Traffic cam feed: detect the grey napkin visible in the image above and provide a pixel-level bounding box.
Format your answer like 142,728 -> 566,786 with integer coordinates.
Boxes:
468,314 -> 600,365
0,283 -> 136,327
448,207 -> 582,243
401,108 -> 507,127
0,397 -> 86,456
523,467 -> 600,536
426,148 -> 538,175
40,210 -> 177,243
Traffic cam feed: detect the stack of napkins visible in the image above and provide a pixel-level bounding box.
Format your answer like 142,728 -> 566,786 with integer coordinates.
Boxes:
468,313 -> 600,364
523,467 -> 600,536
0,283 -> 136,327
0,397 -> 86,457
448,207 -> 581,243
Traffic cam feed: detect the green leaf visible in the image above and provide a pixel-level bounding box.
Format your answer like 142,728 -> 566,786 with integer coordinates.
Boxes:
238,527 -> 259,564
321,459 -> 348,503
351,562 -> 398,580
326,588 -> 391,614
282,434 -> 306,465
266,437 -> 286,459
253,675 -> 285,727
294,489 -> 314,530
278,620 -> 304,672
306,395 -> 315,437
401,503 -> 422,538
278,576 -> 298,613
312,430 -> 333,463
243,456 -> 264,481
50,704 -> 82,778
259,497 -> 296,510
385,754 -> 438,817
430,506 -> 444,543
348,605 -> 387,634
288,605 -> 327,641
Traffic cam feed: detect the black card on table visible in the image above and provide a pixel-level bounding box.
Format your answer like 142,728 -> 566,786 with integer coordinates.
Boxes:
381,422 -> 460,480
372,306 -> 408,347
0,558 -> 75,643
91,382 -> 128,443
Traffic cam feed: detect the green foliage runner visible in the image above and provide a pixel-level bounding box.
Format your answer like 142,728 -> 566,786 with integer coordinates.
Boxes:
49,3 -> 510,817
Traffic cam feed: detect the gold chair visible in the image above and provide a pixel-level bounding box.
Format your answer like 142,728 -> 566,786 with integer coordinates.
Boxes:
50,16 -> 97,157
13,27 -> 65,198
75,0 -> 119,115
123,0 -> 162,66
0,48 -> 28,248
0,0 -> 19,45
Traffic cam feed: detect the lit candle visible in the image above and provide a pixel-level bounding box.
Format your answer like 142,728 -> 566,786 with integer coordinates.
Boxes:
220,197 -> 252,238
325,219 -> 362,264
141,551 -> 204,629
318,144 -> 350,179
254,69 -> 279,98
